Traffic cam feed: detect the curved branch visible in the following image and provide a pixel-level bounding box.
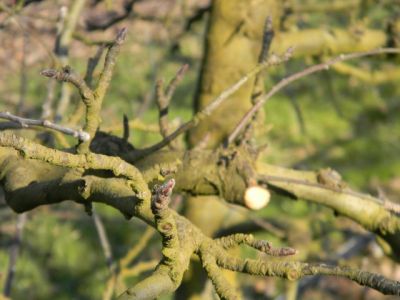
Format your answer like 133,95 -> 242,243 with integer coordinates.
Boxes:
228,48 -> 400,143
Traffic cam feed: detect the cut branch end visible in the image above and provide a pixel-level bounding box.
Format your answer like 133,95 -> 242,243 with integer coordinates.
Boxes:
244,186 -> 270,210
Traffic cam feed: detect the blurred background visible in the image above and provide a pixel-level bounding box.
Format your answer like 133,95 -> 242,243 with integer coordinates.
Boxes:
1,0 -> 400,299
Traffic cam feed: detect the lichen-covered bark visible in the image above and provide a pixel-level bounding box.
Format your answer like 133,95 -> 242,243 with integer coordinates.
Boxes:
182,1 -> 281,297
257,163 -> 400,260
2,3 -> 400,297
273,28 -> 387,57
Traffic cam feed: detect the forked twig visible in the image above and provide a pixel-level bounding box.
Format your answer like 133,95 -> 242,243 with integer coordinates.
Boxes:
131,49 -> 292,160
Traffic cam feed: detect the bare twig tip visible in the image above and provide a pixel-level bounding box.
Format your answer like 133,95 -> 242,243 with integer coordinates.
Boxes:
40,69 -> 57,78
181,63 -> 190,73
116,28 -> 128,44
265,16 -> 273,30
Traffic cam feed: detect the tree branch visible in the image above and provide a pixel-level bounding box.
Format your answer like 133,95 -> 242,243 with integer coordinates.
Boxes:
257,163 -> 400,259
0,111 -> 89,141
1,139 -> 399,297
228,48 -> 400,145
215,251 -> 400,296
41,28 -> 127,153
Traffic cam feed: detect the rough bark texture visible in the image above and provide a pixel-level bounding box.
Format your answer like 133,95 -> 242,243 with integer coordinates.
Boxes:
189,0 -> 282,148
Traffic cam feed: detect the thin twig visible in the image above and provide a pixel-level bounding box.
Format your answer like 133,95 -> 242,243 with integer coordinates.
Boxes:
123,114 -> 129,141
164,64 -> 189,102
0,111 -> 90,141
92,206 -> 116,274
102,119 -> 159,134
68,45 -> 105,126
41,28 -> 127,152
95,28 -> 127,102
54,0 -> 88,123
84,45 -> 105,88
120,227 -> 155,268
42,80 -> 57,120
296,234 -> 375,297
16,33 -> 28,115
227,48 -> 400,144
131,50 -> 292,160
102,226 -> 155,300
85,0 -> 139,31
156,64 -> 189,143
258,16 -> 274,64
120,260 -> 159,278
73,32 -> 113,47
234,16 -> 276,145
42,5 -> 66,120
135,48 -> 161,119
3,213 -> 27,297
224,204 -> 286,238
41,66 -> 94,105
259,174 -> 381,203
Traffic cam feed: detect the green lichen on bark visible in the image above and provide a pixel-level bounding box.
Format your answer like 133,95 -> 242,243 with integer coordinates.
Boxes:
189,0 -> 282,148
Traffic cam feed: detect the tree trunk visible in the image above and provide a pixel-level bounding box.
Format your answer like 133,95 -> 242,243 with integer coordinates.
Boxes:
178,1 -> 282,298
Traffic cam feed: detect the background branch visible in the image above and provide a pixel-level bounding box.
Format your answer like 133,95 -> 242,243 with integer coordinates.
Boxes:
228,48 -> 400,144
0,111 -> 89,141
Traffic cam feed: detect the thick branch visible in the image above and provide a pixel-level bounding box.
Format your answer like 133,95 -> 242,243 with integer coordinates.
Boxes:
257,163 -> 400,259
1,141 -> 399,297
0,132 -> 148,198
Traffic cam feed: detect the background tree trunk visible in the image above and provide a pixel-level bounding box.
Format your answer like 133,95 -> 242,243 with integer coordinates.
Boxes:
178,1 -> 282,298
